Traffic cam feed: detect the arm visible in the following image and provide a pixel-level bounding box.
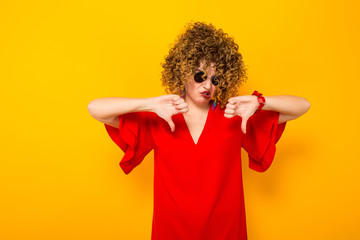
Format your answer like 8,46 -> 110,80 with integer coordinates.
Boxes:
261,95 -> 311,123
87,95 -> 188,131
87,97 -> 154,121
87,97 -> 155,128
225,94 -> 311,134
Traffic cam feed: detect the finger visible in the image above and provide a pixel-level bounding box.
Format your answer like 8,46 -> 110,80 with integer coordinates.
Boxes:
171,94 -> 180,102
226,104 -> 236,110
173,98 -> 184,105
179,107 -> 189,113
175,106 -> 189,113
224,113 -> 235,118
228,98 -> 237,104
175,103 -> 187,109
225,108 -> 235,114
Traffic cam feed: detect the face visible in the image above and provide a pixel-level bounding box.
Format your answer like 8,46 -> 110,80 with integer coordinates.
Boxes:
184,61 -> 217,106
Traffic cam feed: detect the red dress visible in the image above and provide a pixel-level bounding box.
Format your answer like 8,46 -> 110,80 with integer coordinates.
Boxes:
104,101 -> 287,240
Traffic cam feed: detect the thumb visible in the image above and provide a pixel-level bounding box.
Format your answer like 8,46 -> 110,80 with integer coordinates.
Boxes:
241,117 -> 248,134
167,118 -> 175,132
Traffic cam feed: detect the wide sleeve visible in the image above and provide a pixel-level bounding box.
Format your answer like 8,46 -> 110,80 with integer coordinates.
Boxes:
104,112 -> 154,175
241,110 -> 287,172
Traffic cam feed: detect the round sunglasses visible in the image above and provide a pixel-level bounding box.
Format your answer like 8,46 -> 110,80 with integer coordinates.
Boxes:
194,71 -> 219,86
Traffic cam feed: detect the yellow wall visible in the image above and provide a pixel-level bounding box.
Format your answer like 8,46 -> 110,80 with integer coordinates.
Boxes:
1,0 -> 359,239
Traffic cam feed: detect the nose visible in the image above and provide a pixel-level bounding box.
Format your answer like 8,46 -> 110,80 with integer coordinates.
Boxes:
203,76 -> 212,89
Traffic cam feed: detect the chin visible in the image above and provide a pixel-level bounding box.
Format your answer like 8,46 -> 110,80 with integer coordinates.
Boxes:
197,98 -> 211,104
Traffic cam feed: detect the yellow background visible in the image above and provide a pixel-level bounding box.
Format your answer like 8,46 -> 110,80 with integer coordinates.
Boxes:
1,0 -> 359,239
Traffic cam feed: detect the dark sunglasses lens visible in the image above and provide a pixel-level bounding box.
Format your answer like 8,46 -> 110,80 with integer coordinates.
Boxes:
194,71 -> 205,83
211,76 -> 219,86
194,71 -> 219,86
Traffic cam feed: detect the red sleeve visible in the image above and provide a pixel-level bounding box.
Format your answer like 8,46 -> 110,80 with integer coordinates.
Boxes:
241,110 -> 287,172
104,112 -> 154,175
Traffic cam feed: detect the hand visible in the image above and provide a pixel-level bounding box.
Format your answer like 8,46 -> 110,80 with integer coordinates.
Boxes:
151,94 -> 189,132
224,95 -> 259,134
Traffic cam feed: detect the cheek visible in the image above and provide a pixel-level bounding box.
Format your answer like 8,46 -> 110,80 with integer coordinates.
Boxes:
185,83 -> 198,94
212,87 -> 217,95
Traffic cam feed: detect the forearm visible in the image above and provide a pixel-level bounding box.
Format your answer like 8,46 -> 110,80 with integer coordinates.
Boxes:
87,97 -> 154,120
261,95 -> 311,116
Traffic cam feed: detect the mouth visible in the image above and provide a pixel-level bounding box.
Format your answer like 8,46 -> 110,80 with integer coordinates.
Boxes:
200,91 -> 211,98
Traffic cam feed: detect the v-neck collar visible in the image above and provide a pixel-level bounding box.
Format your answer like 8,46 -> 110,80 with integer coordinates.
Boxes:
180,103 -> 214,146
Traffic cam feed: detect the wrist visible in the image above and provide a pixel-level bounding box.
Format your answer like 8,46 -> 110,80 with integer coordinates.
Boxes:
144,97 -> 156,113
132,97 -> 155,112
252,90 -> 266,112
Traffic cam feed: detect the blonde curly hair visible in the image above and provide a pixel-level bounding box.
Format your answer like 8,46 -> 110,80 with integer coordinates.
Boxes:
160,21 -> 248,109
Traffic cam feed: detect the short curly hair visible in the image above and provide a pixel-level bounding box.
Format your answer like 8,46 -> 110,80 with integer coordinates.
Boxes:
160,21 -> 248,108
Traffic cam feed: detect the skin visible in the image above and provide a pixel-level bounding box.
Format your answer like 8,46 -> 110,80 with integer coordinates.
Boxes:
226,94 -> 311,134
182,61 -> 310,135
180,61 -> 218,143
151,60 -> 217,135
153,60 -> 311,135
89,60 -> 310,135
183,61 -> 217,113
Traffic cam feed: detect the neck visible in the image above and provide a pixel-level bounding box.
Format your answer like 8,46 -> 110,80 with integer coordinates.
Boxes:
184,98 -> 212,115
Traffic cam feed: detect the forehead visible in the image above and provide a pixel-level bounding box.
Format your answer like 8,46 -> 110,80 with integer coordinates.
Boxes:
199,60 -> 216,68
197,61 -> 216,73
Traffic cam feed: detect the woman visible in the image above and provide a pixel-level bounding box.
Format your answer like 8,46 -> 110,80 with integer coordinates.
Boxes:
88,22 -> 310,240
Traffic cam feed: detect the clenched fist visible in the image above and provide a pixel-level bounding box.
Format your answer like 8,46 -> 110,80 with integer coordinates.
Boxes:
151,94 -> 189,132
224,95 -> 259,134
